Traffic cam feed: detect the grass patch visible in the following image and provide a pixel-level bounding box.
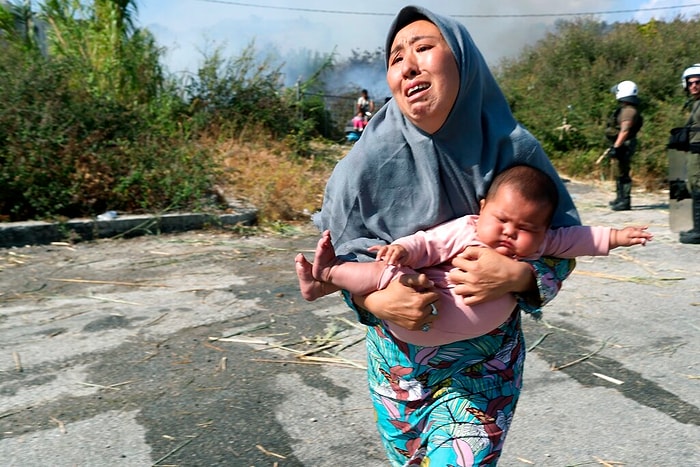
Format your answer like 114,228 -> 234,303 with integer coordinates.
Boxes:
210,132 -> 343,226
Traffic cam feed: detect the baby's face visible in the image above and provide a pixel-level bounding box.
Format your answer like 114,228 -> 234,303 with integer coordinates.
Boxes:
476,185 -> 551,258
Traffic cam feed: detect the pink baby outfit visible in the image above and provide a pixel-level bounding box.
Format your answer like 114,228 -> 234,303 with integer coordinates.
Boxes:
373,215 -> 611,346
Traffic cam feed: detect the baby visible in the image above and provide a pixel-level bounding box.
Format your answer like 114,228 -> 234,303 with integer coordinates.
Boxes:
295,163 -> 652,346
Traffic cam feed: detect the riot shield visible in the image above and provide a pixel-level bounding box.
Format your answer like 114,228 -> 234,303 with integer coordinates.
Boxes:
668,148 -> 692,232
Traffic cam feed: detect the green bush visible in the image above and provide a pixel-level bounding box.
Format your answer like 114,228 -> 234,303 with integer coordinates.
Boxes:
0,42 -> 214,220
0,1 -> 332,222
495,16 -> 700,184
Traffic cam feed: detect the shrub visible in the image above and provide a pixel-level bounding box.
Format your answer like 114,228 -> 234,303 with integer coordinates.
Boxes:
0,40 -> 214,220
496,16 -> 700,184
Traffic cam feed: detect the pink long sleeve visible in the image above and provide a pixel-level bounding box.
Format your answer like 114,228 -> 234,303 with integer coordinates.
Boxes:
394,217 -> 611,262
538,225 -> 611,258
392,215 -> 481,268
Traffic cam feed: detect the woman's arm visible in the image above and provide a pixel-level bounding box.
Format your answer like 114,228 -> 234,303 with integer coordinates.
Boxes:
448,246 -> 575,314
350,273 -> 440,330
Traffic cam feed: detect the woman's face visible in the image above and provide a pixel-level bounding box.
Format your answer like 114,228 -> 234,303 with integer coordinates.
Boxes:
387,20 -> 459,134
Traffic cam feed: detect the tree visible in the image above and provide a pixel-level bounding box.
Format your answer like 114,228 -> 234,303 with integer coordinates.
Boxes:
40,0 -> 162,104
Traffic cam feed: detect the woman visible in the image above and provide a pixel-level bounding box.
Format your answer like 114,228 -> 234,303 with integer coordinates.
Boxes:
310,6 -> 580,466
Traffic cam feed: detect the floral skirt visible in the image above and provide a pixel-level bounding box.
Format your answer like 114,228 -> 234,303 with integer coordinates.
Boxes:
366,309 -> 525,467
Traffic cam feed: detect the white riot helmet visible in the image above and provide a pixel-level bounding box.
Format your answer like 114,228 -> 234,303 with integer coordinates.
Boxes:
682,64 -> 700,89
611,80 -> 638,102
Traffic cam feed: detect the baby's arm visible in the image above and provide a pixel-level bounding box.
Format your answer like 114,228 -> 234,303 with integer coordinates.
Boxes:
609,226 -> 653,249
368,244 -> 409,265
542,224 -> 652,258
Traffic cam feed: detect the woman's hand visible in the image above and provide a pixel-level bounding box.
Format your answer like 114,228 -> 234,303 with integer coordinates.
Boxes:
354,273 -> 440,331
448,246 -> 535,306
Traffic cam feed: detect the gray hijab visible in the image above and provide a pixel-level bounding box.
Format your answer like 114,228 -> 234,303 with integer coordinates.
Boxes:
314,5 -> 579,261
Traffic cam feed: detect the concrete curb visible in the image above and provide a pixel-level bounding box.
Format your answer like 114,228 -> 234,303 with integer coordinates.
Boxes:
0,209 -> 258,248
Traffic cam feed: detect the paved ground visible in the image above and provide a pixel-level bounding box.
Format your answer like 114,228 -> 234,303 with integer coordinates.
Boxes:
1,178 -> 698,466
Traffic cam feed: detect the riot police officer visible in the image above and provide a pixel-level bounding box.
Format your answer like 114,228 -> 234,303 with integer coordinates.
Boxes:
679,64 -> 700,244
605,80 -> 644,211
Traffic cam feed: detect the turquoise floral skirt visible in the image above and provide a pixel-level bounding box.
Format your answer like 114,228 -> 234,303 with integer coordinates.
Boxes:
366,309 -> 524,466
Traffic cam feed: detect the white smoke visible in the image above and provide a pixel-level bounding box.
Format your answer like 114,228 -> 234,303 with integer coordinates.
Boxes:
143,0 -> 700,94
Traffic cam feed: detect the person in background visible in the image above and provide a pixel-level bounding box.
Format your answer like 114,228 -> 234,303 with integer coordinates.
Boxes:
297,163 -> 652,347
679,64 -> 700,244
605,80 -> 644,211
356,88 -> 375,124
305,5 -> 581,465
352,110 -> 367,132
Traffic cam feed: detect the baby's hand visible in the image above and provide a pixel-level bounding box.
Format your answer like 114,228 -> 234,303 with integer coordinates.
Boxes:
369,244 -> 408,265
613,226 -> 653,248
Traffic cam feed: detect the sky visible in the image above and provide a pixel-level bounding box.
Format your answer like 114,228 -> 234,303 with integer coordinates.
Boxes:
137,0 -> 700,95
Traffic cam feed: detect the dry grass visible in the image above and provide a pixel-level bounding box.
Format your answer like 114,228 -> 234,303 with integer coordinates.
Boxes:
206,132 -> 344,224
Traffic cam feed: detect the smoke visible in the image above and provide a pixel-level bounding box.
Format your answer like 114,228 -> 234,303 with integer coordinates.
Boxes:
145,0 -> 700,103
324,62 -> 389,102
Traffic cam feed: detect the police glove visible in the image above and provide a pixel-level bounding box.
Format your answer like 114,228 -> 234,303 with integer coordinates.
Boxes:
607,146 -> 618,159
